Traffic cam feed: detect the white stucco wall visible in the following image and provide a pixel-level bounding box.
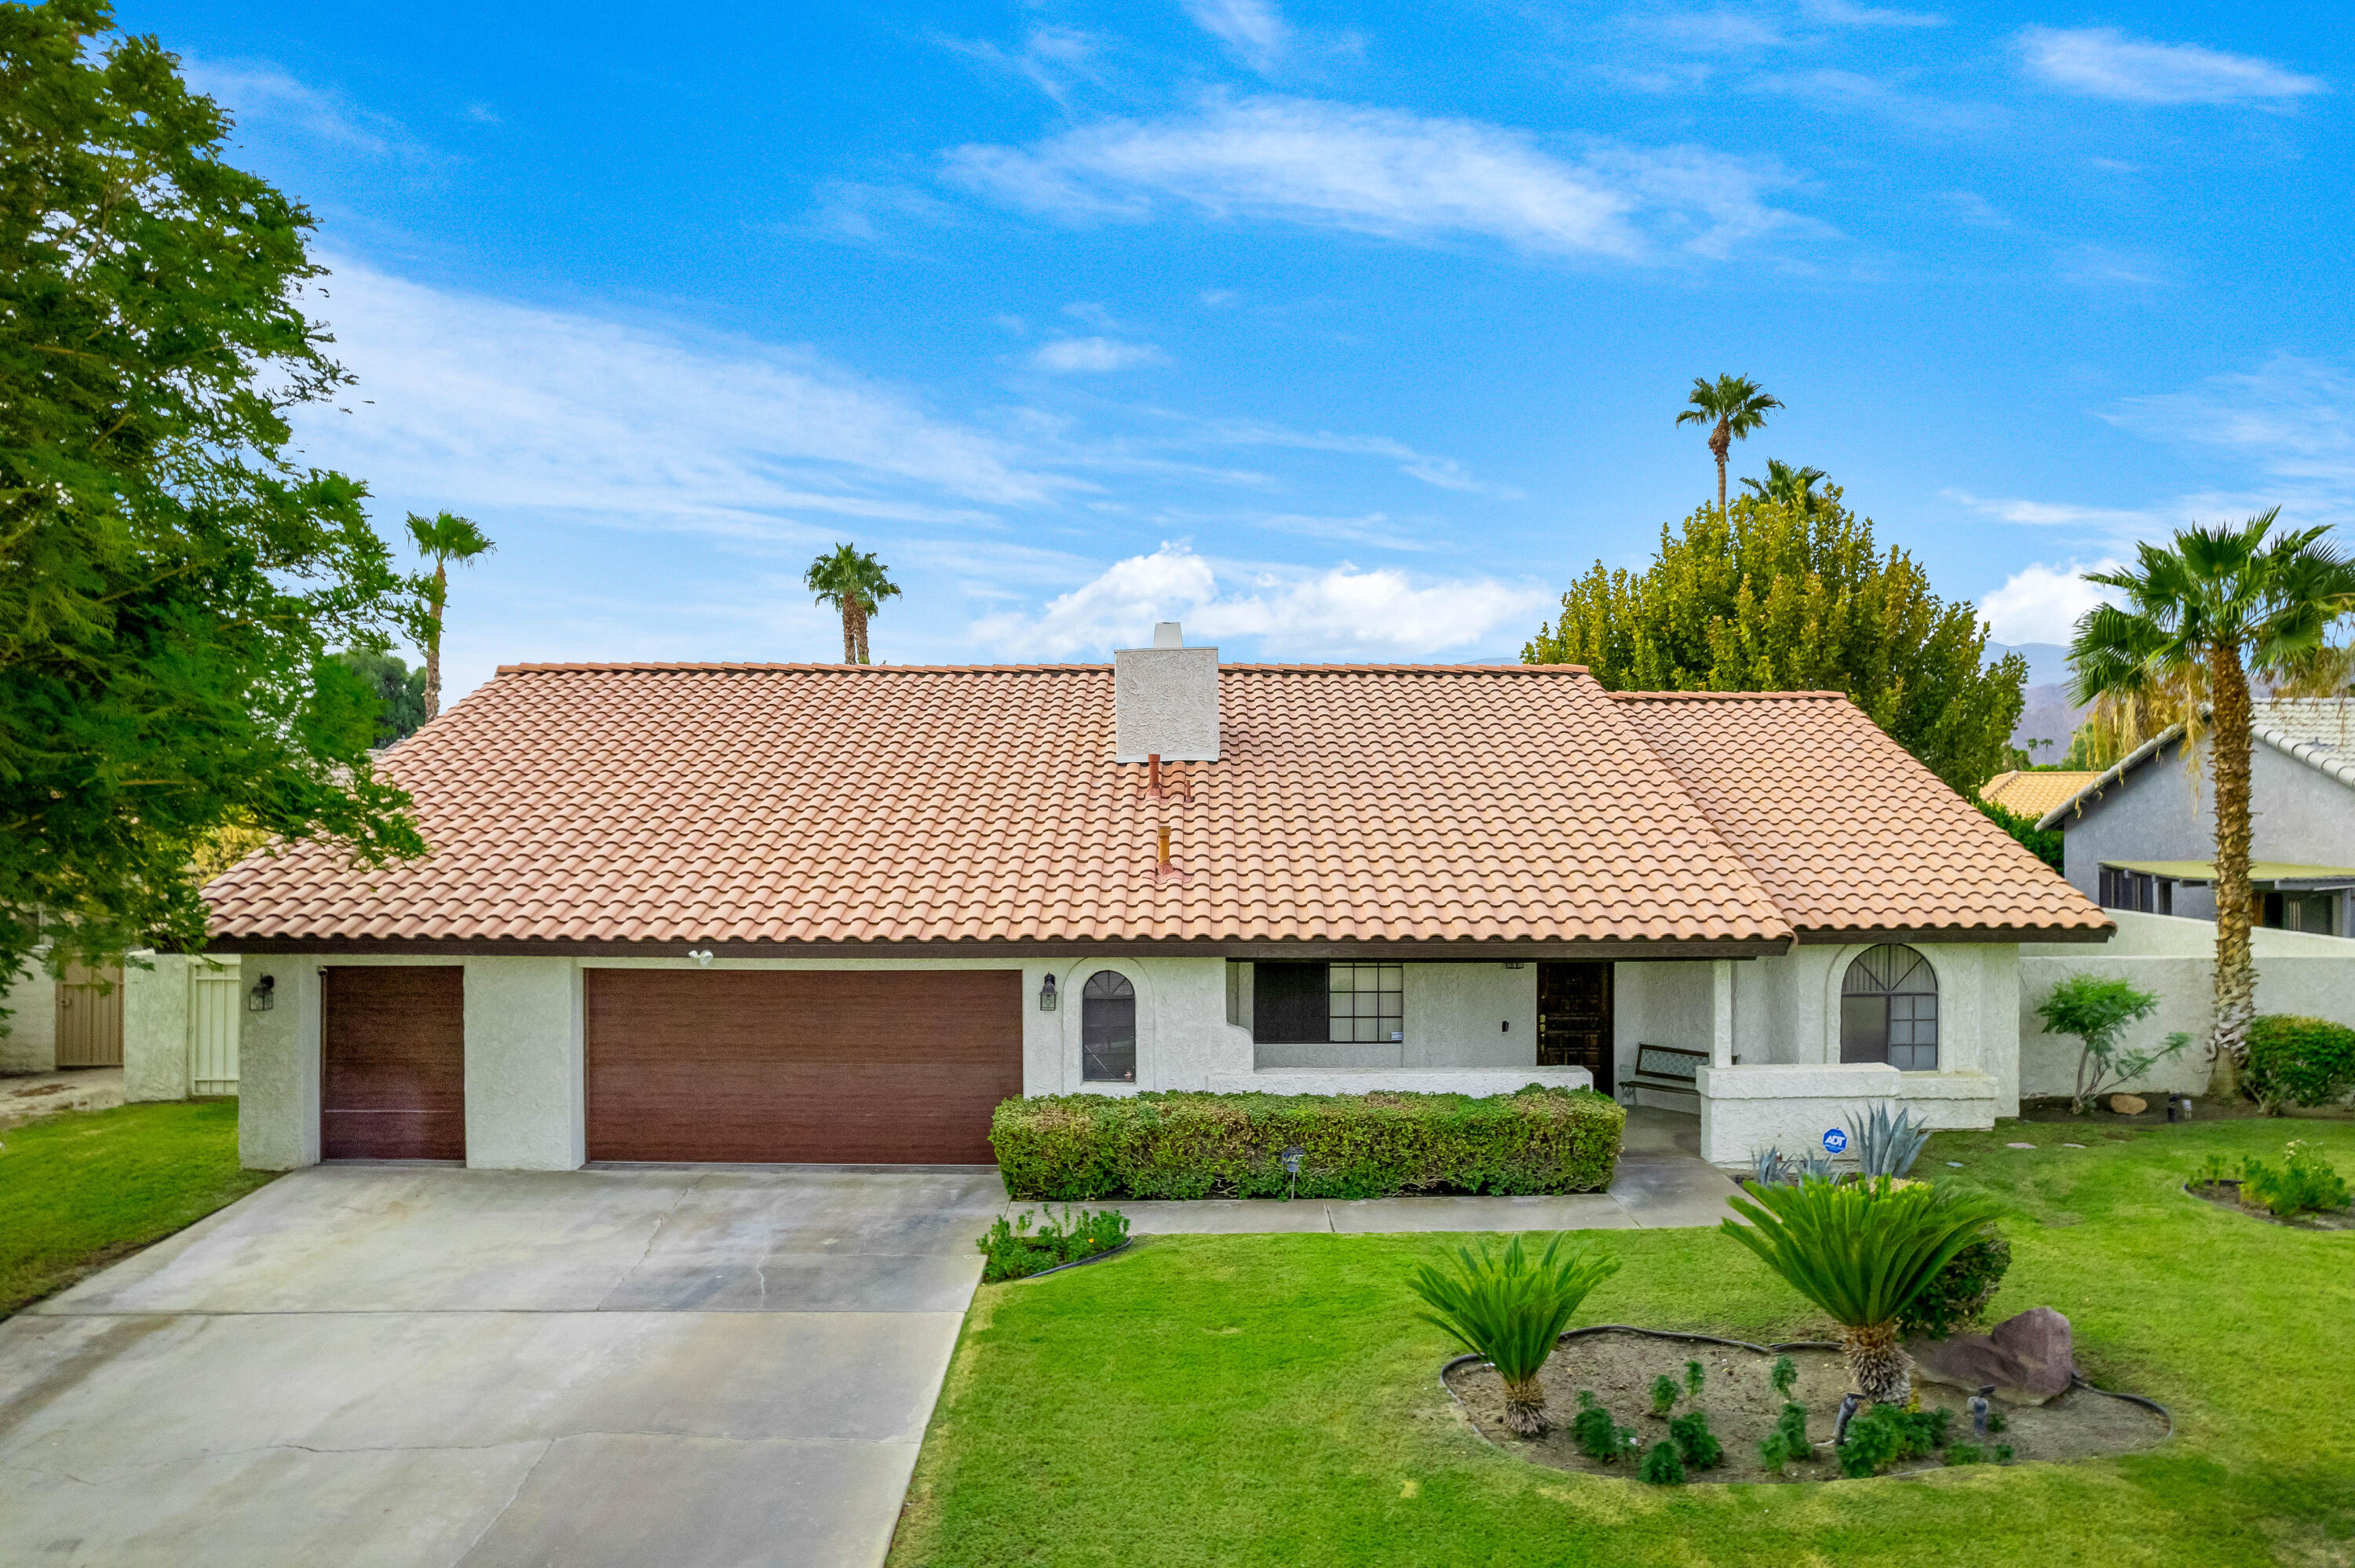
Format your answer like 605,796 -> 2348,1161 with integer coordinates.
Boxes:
122,953 -> 192,1103
2019,912 -> 2355,1099
463,957 -> 585,1170
1,956 -> 57,1075
237,954 -> 327,1171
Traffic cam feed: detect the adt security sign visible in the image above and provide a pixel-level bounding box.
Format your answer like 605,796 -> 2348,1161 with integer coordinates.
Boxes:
1822,1128 -> 1849,1155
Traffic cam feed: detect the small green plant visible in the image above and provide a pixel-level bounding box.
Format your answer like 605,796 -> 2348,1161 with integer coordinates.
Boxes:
1649,1373 -> 1681,1417
1899,1226 -> 2013,1340
1948,1441 -> 1985,1464
2245,1015 -> 2355,1112
2033,974 -> 2190,1114
1407,1234 -> 1621,1436
1571,1391 -> 1636,1463
1637,1440 -> 1686,1486
2240,1141 -> 2352,1216
1984,1408 -> 2008,1435
2191,1152 -> 2236,1188
1848,1103 -> 1930,1180
1667,1409 -> 1724,1471
1684,1359 -> 1706,1398
1838,1402 -> 1950,1477
975,1206 -> 1130,1283
1995,1443 -> 2014,1463
1769,1355 -> 1798,1400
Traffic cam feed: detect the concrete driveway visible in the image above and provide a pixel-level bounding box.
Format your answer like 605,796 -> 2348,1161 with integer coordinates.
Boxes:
0,1164 -> 1002,1568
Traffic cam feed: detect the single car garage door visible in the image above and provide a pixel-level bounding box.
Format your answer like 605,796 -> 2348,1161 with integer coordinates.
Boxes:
585,969 -> 1022,1164
321,966 -> 466,1160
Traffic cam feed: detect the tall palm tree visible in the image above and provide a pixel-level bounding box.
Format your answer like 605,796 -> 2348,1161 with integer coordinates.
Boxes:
803,544 -> 903,664
404,511 -> 495,717
1739,458 -> 1830,516
2069,510 -> 2355,1081
1676,374 -> 1783,517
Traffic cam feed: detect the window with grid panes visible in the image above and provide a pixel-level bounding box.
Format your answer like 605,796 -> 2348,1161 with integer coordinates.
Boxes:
1328,963 -> 1404,1043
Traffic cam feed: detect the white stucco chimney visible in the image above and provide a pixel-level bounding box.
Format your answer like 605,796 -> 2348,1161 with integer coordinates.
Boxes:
1114,622 -> 1220,762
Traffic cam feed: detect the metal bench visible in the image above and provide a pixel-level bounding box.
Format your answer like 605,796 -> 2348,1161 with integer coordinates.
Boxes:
1626,1043 -> 1709,1099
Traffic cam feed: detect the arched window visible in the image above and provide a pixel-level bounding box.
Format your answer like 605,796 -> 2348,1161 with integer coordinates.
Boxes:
1081,971 -> 1137,1083
1840,945 -> 1938,1071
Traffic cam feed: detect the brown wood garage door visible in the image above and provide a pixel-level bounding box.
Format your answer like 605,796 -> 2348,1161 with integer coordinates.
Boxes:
585,969 -> 1022,1163
321,966 -> 466,1160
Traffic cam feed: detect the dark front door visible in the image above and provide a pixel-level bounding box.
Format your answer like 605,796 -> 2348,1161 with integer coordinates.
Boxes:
1537,962 -> 1613,1096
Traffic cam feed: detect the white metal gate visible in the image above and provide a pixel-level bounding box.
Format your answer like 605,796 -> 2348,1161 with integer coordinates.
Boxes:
188,962 -> 241,1096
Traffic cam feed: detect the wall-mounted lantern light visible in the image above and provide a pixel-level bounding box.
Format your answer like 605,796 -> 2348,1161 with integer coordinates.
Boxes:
1039,974 -> 1058,1012
688,949 -> 714,968
246,975 -> 276,1012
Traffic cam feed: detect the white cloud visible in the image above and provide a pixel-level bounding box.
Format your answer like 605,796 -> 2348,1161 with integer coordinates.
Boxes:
1801,0 -> 1944,26
1980,561 -> 2123,646
1029,337 -> 1170,372
1185,0 -> 1291,72
181,57 -> 420,156
1944,490 -> 2162,534
946,96 -> 1804,261
2105,356 -> 2355,527
971,543 -> 1545,659
2018,27 -> 2324,106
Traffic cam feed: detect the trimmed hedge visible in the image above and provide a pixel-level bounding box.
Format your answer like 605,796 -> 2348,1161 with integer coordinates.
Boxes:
2246,1015 -> 2355,1110
989,1085 -> 1626,1202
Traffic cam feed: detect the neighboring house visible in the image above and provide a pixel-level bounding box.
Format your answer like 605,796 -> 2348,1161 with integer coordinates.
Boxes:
195,627 -> 2106,1172
2037,698 -> 2355,938
1982,770 -> 2101,820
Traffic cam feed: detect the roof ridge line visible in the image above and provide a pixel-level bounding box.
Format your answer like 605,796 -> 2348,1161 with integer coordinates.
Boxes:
490,661 -> 1596,676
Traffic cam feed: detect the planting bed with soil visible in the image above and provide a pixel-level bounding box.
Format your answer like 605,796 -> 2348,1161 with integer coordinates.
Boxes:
2187,1179 -> 2355,1231
1443,1328 -> 2167,1484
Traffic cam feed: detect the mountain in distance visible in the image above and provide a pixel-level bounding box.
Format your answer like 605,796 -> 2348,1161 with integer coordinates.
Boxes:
1989,642 -> 2082,765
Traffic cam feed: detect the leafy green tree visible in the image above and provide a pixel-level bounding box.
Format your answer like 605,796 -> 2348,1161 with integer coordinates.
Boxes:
404,510 -> 494,716
2032,973 -> 2189,1114
802,542 -> 903,664
1739,458 -> 1829,516
0,1 -> 424,988
338,650 -> 430,746
2069,512 -> 2355,1074
1524,490 -> 2028,793
1975,798 -> 2061,873
1676,374 -> 1781,517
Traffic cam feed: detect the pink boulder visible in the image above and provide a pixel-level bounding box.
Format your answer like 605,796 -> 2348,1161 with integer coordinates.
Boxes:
1908,1307 -> 2076,1406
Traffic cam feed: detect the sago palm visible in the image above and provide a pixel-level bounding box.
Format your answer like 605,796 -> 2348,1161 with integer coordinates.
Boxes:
1675,374 -> 1782,517
2069,512 -> 2355,1074
803,543 -> 904,664
1407,1233 -> 1619,1436
404,510 -> 495,717
1722,1177 -> 2005,1406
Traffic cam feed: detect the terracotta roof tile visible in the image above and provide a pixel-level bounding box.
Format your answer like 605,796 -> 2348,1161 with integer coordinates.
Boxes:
1611,691 -> 2108,936
205,664 -> 2101,947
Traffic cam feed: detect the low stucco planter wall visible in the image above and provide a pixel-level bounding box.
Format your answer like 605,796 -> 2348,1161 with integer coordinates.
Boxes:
1695,1063 -> 2003,1167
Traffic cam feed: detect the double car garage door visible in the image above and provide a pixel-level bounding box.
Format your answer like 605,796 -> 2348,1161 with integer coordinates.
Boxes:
320,967 -> 1022,1164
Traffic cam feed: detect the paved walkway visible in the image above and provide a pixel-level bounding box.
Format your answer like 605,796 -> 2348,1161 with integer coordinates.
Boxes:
0,1067 -> 123,1129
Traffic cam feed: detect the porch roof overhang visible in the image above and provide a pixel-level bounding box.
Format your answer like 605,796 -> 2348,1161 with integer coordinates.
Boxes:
2103,859 -> 2355,889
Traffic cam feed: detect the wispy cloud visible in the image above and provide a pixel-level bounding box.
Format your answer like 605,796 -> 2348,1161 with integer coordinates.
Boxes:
937,26 -> 1104,105
1944,490 -> 2165,537
946,95 -> 1806,262
1185,0 -> 1291,73
2105,356 -> 2355,524
1979,560 -> 2124,645
1800,0 -> 1944,26
1029,336 -> 1169,372
181,57 -> 422,157
969,542 -> 1544,658
2018,27 -> 2325,106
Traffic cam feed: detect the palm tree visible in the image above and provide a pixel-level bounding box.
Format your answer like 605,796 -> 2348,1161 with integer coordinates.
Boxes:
1407,1234 -> 1619,1436
803,543 -> 904,664
2069,512 -> 2355,1081
404,511 -> 495,717
1675,374 -> 1783,517
1722,1177 -> 2006,1406
1739,458 -> 1829,516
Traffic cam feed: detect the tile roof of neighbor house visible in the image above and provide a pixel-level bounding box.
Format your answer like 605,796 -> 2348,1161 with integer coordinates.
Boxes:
204,662 -> 2109,950
1981,769 -> 2104,820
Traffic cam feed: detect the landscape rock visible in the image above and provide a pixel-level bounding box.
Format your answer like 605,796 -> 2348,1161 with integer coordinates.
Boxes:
2109,1094 -> 2148,1115
1908,1307 -> 2076,1406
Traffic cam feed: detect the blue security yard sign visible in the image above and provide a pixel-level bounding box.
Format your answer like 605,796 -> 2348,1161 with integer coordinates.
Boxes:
1822,1127 -> 1849,1154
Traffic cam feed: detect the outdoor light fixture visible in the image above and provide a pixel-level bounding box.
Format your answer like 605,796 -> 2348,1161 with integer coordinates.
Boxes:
688,949 -> 714,968
1281,1144 -> 1305,1202
246,975 -> 276,1012
1039,975 -> 1057,1012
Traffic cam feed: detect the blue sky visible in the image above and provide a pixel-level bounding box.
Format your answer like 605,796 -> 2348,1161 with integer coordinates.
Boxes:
124,0 -> 2353,700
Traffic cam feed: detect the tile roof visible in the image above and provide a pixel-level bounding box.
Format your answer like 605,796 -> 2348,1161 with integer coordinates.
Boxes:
1608,691 -> 2107,937
2034,697 -> 2355,828
205,663 -> 2108,948
1981,770 -> 2104,820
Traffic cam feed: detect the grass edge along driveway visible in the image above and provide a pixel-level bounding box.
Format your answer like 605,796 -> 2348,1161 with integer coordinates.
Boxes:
0,1099 -> 276,1317
890,1121 -> 2355,1568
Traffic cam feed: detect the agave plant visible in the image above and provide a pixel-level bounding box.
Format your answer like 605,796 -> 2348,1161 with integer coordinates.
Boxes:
1848,1103 -> 1930,1180
1408,1234 -> 1621,1436
1722,1176 -> 2005,1405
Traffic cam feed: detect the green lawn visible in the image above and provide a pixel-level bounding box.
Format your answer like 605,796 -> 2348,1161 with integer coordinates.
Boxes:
892,1120 -> 2355,1567
0,1099 -> 276,1316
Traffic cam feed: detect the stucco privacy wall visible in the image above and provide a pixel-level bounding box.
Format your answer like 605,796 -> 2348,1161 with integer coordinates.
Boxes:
2020,911 -> 2355,1099
124,954 -> 188,1102
0,957 -> 57,1075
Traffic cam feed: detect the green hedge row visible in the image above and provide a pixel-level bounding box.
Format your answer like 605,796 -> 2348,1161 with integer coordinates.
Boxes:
2247,1014 -> 2355,1109
989,1085 -> 1627,1201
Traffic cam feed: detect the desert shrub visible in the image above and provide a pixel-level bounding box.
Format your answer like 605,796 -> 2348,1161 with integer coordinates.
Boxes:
2238,1140 -> 2352,1216
2245,1015 -> 2355,1110
1409,1234 -> 1619,1436
991,1086 -> 1625,1201
1838,1403 -> 1948,1477
1849,1103 -> 1930,1180
1898,1226 -> 2012,1340
1571,1392 -> 1637,1463
2034,974 -> 2190,1114
1638,1441 -> 1686,1486
1769,1355 -> 1798,1400
1758,1402 -> 1813,1474
1668,1409 -> 1724,1471
975,1206 -> 1129,1283
1684,1359 -> 1705,1398
1649,1373 -> 1680,1417
1947,1441 -> 1986,1464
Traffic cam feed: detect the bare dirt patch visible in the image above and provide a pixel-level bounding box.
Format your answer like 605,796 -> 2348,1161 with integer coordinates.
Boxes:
2187,1180 -> 2355,1231
1443,1328 -> 2167,1484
